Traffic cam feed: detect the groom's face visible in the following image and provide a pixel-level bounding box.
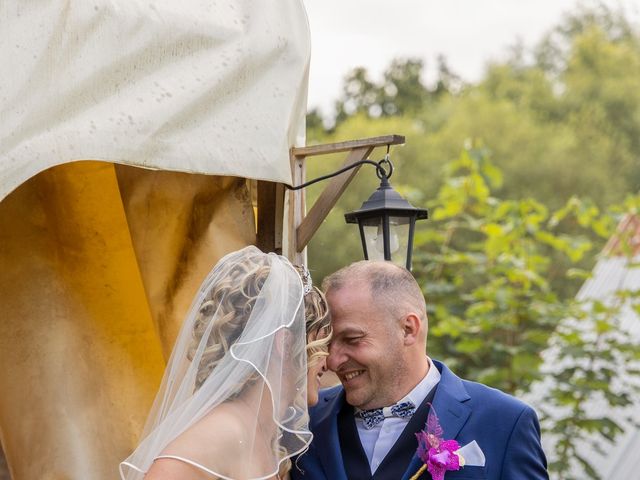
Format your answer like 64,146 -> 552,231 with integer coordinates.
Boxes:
326,282 -> 406,410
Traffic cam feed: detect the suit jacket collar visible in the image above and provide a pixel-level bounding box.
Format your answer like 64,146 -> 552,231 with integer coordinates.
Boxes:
313,387 -> 349,480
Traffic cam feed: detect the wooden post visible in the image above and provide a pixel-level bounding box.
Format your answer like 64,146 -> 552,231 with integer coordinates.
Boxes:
256,181 -> 284,254
287,150 -> 306,265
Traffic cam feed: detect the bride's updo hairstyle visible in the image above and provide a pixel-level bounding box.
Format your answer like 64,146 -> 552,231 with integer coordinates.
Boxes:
188,255 -> 271,389
188,253 -> 331,392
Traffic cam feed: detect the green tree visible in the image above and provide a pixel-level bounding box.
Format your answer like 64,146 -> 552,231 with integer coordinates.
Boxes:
330,58 -> 458,130
315,5 -> 640,212
411,146 -> 609,391
333,67 -> 380,127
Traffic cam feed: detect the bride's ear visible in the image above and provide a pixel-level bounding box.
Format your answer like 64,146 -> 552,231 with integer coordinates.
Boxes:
273,329 -> 287,357
273,328 -> 298,358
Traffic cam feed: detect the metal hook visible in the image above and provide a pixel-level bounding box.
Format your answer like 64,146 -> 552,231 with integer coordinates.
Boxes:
376,149 -> 394,180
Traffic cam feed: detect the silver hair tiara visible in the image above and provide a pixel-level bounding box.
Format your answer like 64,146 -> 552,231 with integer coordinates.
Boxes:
300,265 -> 313,295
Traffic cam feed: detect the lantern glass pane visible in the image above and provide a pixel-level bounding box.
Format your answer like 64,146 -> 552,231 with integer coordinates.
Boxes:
360,216 -> 410,265
362,220 -> 386,261
389,216 -> 410,267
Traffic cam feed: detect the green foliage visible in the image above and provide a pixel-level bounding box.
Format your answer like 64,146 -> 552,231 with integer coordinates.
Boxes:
312,5 -> 640,212
332,58 -> 428,120
412,147 -> 610,394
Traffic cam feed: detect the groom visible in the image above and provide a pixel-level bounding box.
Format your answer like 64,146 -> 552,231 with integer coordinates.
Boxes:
291,261 -> 548,480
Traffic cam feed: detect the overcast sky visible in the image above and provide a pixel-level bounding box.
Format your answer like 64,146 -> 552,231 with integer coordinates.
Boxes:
303,0 -> 640,114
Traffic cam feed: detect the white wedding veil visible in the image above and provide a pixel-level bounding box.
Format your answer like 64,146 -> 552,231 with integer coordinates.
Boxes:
120,246 -> 312,480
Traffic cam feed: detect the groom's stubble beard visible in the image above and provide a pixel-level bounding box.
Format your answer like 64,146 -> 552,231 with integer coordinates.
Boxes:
342,340 -> 407,410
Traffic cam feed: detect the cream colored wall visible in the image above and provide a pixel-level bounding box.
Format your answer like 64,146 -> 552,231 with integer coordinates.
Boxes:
0,162 -> 256,480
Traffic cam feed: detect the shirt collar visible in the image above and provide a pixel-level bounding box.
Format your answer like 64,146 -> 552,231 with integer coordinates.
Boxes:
400,356 -> 441,408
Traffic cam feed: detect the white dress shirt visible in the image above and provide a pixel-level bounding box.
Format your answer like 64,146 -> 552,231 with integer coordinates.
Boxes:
355,357 -> 441,474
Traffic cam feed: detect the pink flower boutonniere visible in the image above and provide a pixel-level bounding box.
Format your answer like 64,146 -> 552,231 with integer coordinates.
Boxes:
409,405 -> 465,480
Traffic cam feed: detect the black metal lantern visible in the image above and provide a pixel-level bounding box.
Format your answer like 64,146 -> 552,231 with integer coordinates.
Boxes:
344,157 -> 428,270
286,145 -> 427,270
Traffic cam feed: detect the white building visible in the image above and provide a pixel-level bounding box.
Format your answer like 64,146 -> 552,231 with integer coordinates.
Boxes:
529,214 -> 640,479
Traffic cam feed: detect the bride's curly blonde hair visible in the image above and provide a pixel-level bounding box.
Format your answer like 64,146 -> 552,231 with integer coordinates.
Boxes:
188,256 -> 332,391
188,256 -> 270,389
294,265 -> 332,371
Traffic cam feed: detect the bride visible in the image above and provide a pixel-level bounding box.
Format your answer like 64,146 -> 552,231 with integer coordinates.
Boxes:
120,246 -> 331,480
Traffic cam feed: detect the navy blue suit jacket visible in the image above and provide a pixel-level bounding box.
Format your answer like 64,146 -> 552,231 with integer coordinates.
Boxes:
291,360 -> 548,480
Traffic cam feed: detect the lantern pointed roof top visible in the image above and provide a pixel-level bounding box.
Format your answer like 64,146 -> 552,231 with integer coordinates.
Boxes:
345,176 -> 428,223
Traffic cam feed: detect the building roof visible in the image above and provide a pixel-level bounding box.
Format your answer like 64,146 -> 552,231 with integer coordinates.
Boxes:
603,213 -> 640,257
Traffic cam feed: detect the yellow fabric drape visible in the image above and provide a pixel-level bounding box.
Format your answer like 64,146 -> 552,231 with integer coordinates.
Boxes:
0,161 -> 256,479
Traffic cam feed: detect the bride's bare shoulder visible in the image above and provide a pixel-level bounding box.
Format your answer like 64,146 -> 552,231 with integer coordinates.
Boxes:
189,403 -> 247,446
144,404 -> 247,479
145,456 -> 220,480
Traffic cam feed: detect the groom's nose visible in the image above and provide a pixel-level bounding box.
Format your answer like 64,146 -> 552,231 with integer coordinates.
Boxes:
327,342 -> 345,372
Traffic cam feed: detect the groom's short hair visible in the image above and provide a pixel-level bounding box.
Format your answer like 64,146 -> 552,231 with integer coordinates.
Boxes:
322,261 -> 426,323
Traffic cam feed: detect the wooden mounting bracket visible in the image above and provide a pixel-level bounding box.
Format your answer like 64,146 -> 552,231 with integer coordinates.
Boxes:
255,134 -> 405,263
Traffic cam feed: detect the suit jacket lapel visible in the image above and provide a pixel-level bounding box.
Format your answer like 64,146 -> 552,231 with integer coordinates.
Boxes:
338,402 -> 373,480
401,360 -> 472,480
313,389 -> 349,480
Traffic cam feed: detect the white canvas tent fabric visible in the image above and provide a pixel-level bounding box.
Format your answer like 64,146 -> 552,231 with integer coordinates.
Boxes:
0,0 -> 310,201
527,215 -> 640,479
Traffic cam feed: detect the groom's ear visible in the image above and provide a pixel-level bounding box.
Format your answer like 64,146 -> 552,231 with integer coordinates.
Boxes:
400,313 -> 421,346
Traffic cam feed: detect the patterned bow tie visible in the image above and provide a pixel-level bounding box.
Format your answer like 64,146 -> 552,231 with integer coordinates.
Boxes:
355,401 -> 416,429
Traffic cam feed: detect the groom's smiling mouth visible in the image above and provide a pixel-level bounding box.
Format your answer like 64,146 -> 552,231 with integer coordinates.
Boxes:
342,370 -> 365,382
